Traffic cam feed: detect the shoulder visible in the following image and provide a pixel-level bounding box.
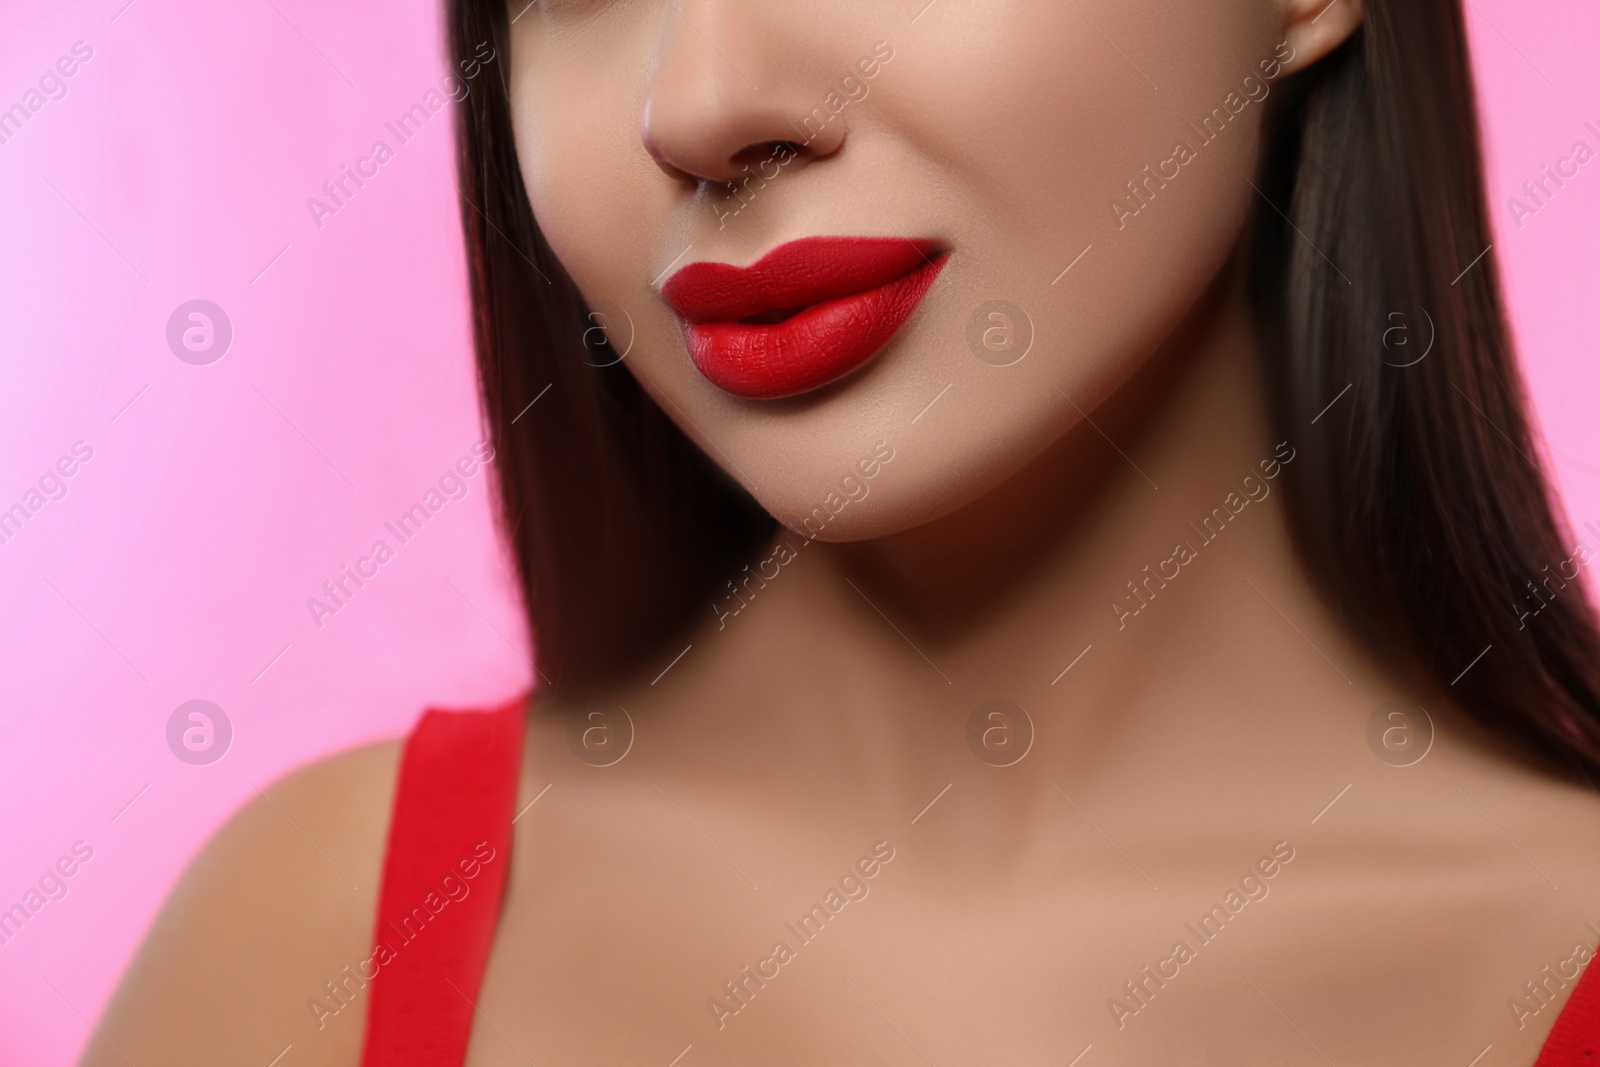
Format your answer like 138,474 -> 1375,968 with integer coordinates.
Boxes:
83,739 -> 402,1067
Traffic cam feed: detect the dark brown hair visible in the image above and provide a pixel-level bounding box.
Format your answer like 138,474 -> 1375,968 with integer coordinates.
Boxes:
447,0 -> 1600,777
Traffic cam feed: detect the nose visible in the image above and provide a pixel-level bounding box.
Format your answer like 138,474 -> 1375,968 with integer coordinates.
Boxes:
640,4 -> 848,186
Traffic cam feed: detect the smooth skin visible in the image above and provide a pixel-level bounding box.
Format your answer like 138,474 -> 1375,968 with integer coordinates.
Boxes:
88,0 -> 1600,1064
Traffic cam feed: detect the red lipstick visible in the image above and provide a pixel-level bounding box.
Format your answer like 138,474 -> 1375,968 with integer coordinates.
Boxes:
661,236 -> 947,399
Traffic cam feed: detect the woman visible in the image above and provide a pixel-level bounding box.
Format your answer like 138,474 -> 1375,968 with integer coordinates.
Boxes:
87,0 -> 1600,1063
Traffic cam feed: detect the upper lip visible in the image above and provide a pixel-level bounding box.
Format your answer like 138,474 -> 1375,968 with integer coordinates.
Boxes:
661,236 -> 946,324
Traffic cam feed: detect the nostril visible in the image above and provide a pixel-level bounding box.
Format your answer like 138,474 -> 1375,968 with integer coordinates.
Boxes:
732,140 -> 804,171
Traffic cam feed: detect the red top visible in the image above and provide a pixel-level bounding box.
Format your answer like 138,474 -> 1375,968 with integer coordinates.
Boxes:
358,695 -> 525,1067
358,699 -> 1600,1064
1542,964 -> 1600,1064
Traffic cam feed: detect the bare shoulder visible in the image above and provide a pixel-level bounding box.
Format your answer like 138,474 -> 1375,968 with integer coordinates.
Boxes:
83,739 -> 402,1067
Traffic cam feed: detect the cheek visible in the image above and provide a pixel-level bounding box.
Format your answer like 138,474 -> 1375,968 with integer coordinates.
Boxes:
512,55 -> 638,280
511,34 -> 693,394
892,0 -> 1270,320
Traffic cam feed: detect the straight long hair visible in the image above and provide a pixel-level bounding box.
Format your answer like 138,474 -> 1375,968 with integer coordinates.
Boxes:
447,0 -> 1600,779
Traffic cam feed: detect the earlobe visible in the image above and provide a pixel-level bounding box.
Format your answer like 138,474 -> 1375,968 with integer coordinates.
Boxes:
1277,0 -> 1365,76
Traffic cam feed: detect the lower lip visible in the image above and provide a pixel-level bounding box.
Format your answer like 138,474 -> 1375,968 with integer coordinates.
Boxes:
676,252 -> 947,400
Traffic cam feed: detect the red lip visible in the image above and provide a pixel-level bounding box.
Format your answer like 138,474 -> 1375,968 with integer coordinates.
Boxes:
661,236 -> 947,399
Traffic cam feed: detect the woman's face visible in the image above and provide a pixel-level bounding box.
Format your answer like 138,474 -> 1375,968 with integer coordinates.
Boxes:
508,0 -> 1358,540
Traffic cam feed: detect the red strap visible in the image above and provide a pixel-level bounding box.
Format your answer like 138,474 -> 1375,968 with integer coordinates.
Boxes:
1536,955 -> 1600,1065
359,695 -> 527,1067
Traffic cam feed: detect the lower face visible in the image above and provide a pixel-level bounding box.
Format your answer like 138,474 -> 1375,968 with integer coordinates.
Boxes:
509,0 -> 1284,541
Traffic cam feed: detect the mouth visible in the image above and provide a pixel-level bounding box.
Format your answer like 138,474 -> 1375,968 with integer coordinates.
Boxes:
660,236 -> 948,399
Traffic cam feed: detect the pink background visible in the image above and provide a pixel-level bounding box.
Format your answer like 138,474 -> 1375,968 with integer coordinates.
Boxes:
0,1 -> 1595,1062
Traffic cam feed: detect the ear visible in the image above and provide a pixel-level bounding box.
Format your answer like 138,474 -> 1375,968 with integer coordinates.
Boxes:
1276,0 -> 1365,76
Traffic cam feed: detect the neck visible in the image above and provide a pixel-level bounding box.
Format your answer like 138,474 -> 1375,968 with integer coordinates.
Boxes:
610,266 -> 1396,873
